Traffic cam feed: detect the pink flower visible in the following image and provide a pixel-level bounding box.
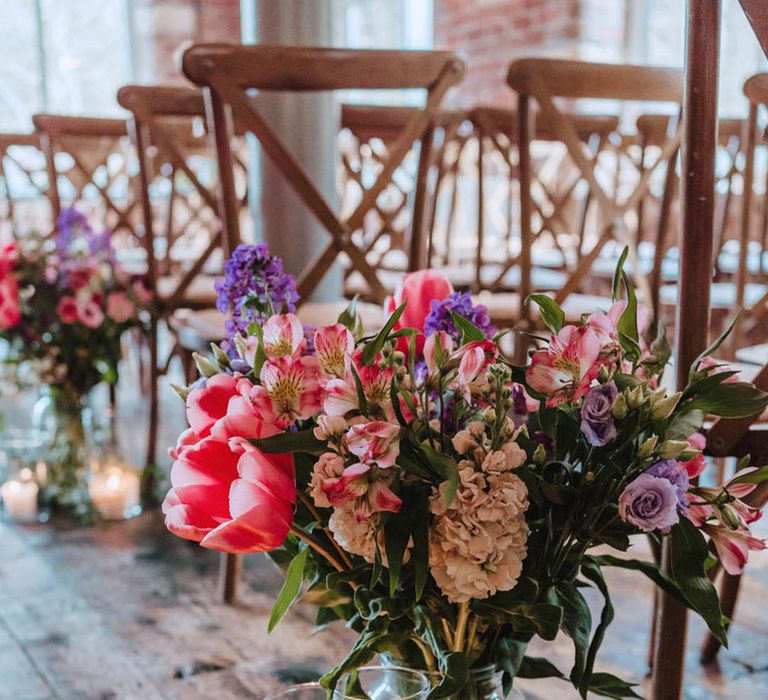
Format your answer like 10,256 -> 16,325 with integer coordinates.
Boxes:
0,242 -> 18,277
681,432 -> 707,478
526,325 -> 602,407
68,268 -> 92,291
314,323 -> 354,379
587,300 -> 650,346
132,279 -> 153,305
188,374 -> 246,437
0,275 -> 21,329
385,269 -> 453,355
424,331 -> 455,373
106,291 -> 135,324
703,524 -> 766,576
322,462 -> 402,516
254,356 -> 321,429
56,296 -> 80,324
346,421 -> 401,469
324,362 -> 395,419
698,356 -> 740,382
262,313 -> 306,359
162,434 -> 296,554
455,340 -> 497,402
77,299 -> 105,328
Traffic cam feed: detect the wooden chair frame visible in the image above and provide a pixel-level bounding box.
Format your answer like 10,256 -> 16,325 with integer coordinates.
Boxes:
508,59 -> 683,329
32,115 -> 137,235
0,132 -> 51,237
182,44 -> 464,304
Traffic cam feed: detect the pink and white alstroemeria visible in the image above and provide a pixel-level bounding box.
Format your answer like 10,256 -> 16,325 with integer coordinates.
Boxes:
322,462 -> 402,517
703,524 -> 766,575
262,313 -> 306,359
424,331 -> 455,373
254,356 -> 321,428
324,362 -> 395,419
526,326 -> 602,407
346,421 -> 401,469
455,340 -> 498,402
315,323 -> 355,379
698,355 -> 740,383
587,300 -> 650,348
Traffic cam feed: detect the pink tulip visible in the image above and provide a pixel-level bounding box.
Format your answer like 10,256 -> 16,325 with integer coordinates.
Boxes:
526,325 -> 602,407
186,374 -> 241,437
314,323 -> 355,379
162,434 -> 295,554
704,524 -> 766,576
106,291 -> 135,324
77,299 -> 105,328
262,313 -> 306,359
424,331 -> 455,373
385,269 -> 453,355
346,421 -> 401,469
255,356 -> 321,429
56,296 -> 80,324
0,275 -> 21,329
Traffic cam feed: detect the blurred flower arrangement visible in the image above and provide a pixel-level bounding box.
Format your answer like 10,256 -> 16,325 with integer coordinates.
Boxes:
163,244 -> 768,698
0,208 -> 149,511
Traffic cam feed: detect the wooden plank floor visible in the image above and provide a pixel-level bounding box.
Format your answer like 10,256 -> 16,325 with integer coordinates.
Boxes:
1,348 -> 767,699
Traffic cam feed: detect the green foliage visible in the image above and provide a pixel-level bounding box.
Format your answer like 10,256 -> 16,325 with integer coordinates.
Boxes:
268,547 -> 309,632
525,294 -> 565,334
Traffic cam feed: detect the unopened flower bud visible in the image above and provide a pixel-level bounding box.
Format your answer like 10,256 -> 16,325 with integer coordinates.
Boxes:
638,435 -> 658,458
627,385 -> 644,409
598,365 -> 611,382
658,439 -> 689,459
650,391 -> 681,421
612,393 -> 628,419
482,407 -> 496,424
211,342 -> 231,368
718,504 -> 741,530
677,447 -> 701,462
532,444 -> 547,465
193,352 -> 219,378
392,350 -> 406,366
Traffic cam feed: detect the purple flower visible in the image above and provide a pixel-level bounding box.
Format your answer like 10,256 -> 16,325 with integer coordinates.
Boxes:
618,473 -> 680,532
646,459 -> 690,508
215,243 -> 299,349
580,382 -> 618,446
424,291 -> 497,343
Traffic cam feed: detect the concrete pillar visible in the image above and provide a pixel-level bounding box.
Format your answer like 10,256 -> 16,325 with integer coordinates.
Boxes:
242,0 -> 342,302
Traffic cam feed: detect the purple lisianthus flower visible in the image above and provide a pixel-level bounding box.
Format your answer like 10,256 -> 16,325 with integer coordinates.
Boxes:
646,459 -> 690,508
580,382 -> 618,446
215,243 -> 299,350
618,473 -> 680,532
424,291 -> 497,343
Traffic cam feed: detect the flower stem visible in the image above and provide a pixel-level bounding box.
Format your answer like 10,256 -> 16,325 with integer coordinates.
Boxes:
453,601 -> 471,653
297,491 -> 354,569
290,526 -> 346,573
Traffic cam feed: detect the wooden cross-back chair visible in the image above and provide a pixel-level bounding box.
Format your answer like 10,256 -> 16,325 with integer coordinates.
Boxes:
0,133 -> 51,238
470,106 -> 620,294
32,115 -> 137,241
508,59 -> 684,335
182,44 -> 465,306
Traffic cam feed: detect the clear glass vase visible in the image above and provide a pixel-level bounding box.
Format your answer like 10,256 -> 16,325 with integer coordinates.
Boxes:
336,666 -> 431,699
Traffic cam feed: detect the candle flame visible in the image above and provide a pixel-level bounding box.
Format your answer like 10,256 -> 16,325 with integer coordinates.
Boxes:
106,472 -> 122,491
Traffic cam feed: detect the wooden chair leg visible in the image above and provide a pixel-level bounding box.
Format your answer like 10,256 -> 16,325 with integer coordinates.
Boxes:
219,553 -> 243,604
144,317 -> 160,473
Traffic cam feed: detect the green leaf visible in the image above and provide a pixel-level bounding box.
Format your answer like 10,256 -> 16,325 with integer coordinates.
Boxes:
729,465 -> 768,484
450,311 -> 486,343
411,500 -> 430,600
689,311 -> 741,382
686,380 -> 768,418
670,517 -> 728,647
525,294 -> 564,334
616,272 -> 640,361
268,547 -> 309,632
473,600 -> 563,640
419,443 -> 459,507
349,362 -> 370,415
251,428 -> 325,455
611,246 -> 629,302
320,625 -> 391,690
517,656 -> 565,680
338,295 -> 364,337
648,321 -> 672,369
383,512 -> 411,597
553,582 -> 591,686
666,409 -> 704,441
587,672 -> 641,699
591,555 -> 687,605
579,560 -> 614,696
428,652 -> 469,699
360,301 -> 407,365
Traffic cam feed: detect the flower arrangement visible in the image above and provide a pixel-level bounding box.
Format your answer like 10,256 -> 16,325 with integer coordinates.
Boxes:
0,208 -> 148,405
163,245 -> 768,698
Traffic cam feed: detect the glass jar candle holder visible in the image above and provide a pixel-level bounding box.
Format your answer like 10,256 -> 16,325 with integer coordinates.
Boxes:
88,464 -> 141,521
1,467 -> 42,523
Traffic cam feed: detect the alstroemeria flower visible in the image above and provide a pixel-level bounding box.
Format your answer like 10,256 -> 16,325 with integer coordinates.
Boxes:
680,432 -> 707,478
346,421 -> 401,469
526,326 -> 602,407
424,331 -> 455,373
0,242 -> 19,277
703,524 -> 766,575
262,313 -> 306,359
314,323 -> 354,379
77,298 -> 105,329
56,295 -> 80,324
587,300 -> 650,348
322,462 -> 402,516
385,269 -> 454,355
324,362 -> 395,419
455,340 -> 497,402
698,355 -> 740,383
255,356 -> 321,428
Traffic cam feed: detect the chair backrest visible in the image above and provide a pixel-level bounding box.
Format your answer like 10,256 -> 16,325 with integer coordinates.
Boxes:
32,115 -> 137,239
508,58 -> 683,324
117,85 -> 239,307
182,43 -> 464,304
0,132 -> 51,238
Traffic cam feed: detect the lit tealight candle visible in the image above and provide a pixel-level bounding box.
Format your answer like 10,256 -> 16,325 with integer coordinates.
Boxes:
1,475 -> 39,523
89,468 -> 141,520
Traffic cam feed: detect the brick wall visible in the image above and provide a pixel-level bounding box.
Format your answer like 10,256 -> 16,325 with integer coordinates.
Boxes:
434,0 -> 582,107
131,0 -> 241,84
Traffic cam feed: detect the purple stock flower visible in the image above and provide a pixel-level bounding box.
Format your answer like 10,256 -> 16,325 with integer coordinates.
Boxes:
646,459 -> 690,508
580,382 -> 618,446
424,291 -> 497,343
215,243 -> 299,348
618,473 -> 680,533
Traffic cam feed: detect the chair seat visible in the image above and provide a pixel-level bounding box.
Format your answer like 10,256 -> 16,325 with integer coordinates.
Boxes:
157,275 -> 220,307
474,291 -> 612,326
735,343 -> 768,366
344,269 -> 403,298
660,282 -> 768,309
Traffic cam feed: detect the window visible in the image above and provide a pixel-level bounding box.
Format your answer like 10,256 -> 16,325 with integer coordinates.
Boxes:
0,0 -> 133,132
